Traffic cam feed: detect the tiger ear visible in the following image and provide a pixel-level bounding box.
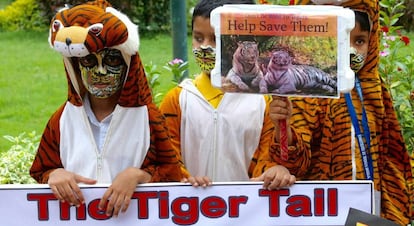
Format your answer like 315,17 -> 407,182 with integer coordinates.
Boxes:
87,23 -> 103,36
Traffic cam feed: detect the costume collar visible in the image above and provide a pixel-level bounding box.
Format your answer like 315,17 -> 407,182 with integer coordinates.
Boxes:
194,72 -> 224,101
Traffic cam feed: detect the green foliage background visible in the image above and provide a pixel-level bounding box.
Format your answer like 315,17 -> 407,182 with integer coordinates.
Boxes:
0,0 -> 46,31
0,132 -> 38,184
0,0 -> 413,33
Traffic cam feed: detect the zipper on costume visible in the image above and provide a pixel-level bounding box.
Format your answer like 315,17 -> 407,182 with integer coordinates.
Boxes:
97,106 -> 118,181
212,110 -> 218,180
81,104 -> 102,181
97,154 -> 103,180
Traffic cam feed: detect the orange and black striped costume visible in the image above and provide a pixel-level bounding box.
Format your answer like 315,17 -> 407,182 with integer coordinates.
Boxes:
30,0 -> 183,184
266,0 -> 413,224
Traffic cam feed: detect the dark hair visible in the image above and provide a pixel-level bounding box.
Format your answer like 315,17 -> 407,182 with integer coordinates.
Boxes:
354,10 -> 370,32
192,0 -> 255,30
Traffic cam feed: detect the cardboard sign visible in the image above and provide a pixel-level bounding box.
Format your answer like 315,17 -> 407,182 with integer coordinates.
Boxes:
210,4 -> 355,97
0,181 -> 373,226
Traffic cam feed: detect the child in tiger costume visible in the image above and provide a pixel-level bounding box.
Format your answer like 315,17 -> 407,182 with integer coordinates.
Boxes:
159,0 -> 295,189
29,0 -> 183,217
267,0 -> 413,224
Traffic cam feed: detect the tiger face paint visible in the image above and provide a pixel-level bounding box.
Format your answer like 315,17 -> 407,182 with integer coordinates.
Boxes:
78,48 -> 127,98
193,45 -> 216,73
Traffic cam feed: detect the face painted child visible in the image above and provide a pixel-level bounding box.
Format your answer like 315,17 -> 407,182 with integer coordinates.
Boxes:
78,48 -> 127,98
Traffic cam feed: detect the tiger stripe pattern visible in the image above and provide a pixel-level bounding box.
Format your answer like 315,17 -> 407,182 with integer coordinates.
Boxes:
267,0 -> 413,224
264,50 -> 337,95
30,0 -> 183,183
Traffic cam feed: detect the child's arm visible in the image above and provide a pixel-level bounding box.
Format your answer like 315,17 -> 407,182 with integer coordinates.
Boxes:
249,95 -> 295,190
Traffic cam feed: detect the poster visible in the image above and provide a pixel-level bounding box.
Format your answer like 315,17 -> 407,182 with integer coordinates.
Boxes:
210,5 -> 355,97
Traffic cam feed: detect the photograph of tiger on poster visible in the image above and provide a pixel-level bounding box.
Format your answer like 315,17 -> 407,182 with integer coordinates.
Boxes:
224,40 -> 268,93
220,35 -> 339,97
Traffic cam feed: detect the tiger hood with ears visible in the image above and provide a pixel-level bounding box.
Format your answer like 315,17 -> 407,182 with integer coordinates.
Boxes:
30,0 -> 183,184
48,0 -> 149,107
265,0 -> 412,224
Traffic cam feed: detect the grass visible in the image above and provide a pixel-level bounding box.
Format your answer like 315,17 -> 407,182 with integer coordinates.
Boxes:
0,31 -> 64,152
0,30 -> 197,152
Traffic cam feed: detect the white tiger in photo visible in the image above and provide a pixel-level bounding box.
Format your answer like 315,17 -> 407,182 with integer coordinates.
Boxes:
225,41 -> 267,93
264,50 -> 337,95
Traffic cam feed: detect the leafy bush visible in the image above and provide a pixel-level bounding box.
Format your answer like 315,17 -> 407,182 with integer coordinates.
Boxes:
379,0 -> 414,153
0,0 -> 47,31
398,0 -> 414,31
144,62 -> 164,105
164,58 -> 190,84
145,58 -> 191,105
0,132 -> 39,184
369,2 -> 413,217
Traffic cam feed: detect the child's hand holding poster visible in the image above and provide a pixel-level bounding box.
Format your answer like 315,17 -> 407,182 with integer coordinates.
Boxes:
210,4 -> 355,98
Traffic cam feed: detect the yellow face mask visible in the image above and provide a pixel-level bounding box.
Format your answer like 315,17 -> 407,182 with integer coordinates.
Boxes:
192,45 -> 216,74
350,47 -> 366,73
